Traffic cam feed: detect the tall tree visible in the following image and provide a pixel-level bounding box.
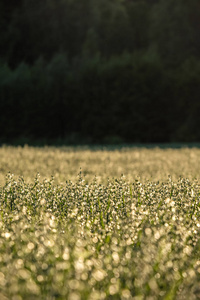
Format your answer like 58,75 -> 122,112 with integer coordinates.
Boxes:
149,0 -> 195,66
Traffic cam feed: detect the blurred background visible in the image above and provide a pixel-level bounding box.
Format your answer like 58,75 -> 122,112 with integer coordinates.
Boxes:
1,0 -> 200,145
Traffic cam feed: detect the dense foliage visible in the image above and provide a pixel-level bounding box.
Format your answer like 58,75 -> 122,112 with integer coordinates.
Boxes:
1,0 -> 200,143
1,172 -> 200,299
0,146 -> 200,299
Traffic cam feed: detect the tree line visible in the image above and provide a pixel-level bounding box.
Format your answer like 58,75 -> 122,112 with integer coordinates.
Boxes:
1,0 -> 200,144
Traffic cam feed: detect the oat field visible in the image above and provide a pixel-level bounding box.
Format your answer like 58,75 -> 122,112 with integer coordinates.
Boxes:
0,145 -> 200,299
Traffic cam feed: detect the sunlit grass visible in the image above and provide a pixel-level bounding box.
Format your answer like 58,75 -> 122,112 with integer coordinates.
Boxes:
0,146 -> 200,299
0,145 -> 200,185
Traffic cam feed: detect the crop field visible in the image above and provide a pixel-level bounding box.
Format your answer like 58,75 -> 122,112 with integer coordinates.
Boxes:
0,145 -> 200,299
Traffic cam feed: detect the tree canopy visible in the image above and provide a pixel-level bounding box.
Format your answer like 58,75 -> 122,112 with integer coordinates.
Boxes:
1,0 -> 200,144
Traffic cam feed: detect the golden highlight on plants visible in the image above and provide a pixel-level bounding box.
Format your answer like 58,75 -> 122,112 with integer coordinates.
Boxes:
0,146 -> 200,299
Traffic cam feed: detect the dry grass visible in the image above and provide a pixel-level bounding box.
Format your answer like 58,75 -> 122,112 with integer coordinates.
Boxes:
0,145 -> 200,185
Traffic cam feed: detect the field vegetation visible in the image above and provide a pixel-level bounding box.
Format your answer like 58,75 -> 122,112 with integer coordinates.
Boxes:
0,146 -> 200,299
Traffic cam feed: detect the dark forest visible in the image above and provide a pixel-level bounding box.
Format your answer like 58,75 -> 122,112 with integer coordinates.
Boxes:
1,0 -> 200,144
